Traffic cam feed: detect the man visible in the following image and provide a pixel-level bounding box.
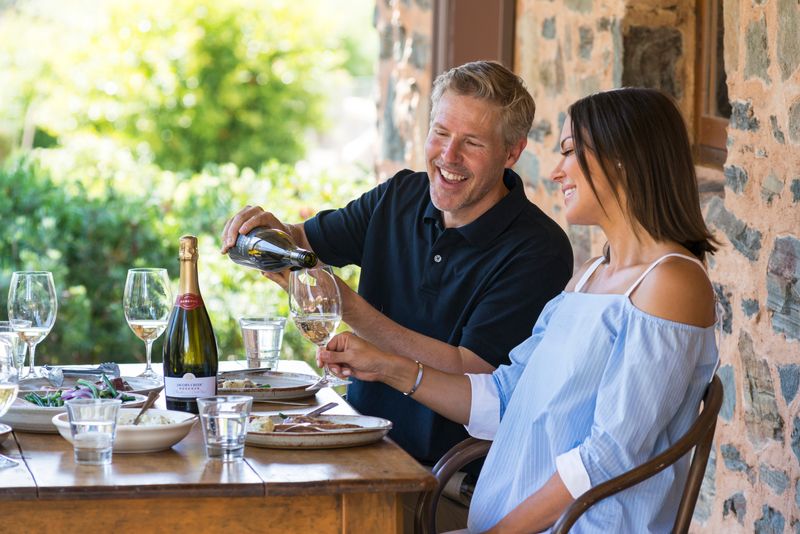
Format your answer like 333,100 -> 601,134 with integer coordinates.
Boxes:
221,60 -> 573,526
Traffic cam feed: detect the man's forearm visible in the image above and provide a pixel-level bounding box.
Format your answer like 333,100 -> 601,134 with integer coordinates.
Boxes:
340,283 -> 494,374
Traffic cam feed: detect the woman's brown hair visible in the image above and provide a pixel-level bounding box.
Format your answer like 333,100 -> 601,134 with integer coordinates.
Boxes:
568,88 -> 718,261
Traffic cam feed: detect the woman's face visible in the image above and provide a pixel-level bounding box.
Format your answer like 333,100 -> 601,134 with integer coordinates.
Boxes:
550,116 -> 617,226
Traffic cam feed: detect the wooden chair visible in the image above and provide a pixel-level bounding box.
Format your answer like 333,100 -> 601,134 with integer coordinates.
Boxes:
415,375 -> 723,534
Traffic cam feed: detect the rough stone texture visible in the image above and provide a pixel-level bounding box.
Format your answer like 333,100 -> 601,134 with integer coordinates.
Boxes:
754,505 -> 786,534
622,26 -> 682,99
694,446 -> 716,523
542,17 -> 556,39
745,16 -> 771,82
771,115 -> 787,144
731,100 -> 761,131
564,0 -> 592,13
789,98 -> 800,144
739,331 -> 785,446
766,237 -> 800,340
759,464 -> 790,495
761,174 -> 785,203
381,76 -> 405,162
777,0 -> 800,81
793,416 -> 800,466
578,26 -> 593,60
723,491 -> 747,525
706,196 -> 763,261
742,298 -> 760,318
721,443 -> 755,483
408,32 -> 429,70
713,282 -> 733,334
724,164 -> 749,194
718,364 -> 736,421
528,120 -> 552,143
514,150 -> 540,187
792,179 -> 800,202
778,364 -> 800,405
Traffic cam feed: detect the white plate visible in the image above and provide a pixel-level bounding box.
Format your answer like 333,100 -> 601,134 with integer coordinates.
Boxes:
218,370 -> 323,401
246,414 -> 392,449
18,376 -> 162,395
52,408 -> 197,453
0,423 -> 11,446
0,392 -> 147,433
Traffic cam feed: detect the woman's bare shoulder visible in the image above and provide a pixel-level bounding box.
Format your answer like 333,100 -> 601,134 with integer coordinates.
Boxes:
630,257 -> 715,327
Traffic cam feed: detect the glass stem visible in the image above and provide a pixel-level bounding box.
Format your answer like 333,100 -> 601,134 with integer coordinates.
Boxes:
27,342 -> 36,377
144,340 -> 154,372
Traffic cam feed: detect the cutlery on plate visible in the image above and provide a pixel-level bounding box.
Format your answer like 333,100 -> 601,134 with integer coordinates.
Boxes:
303,401 -> 338,417
42,362 -> 122,378
132,387 -> 163,425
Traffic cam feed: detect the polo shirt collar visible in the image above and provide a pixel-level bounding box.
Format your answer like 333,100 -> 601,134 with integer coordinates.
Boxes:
423,169 -> 528,247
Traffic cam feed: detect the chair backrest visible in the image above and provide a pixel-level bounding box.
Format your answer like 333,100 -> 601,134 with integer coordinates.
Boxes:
415,375 -> 723,534
552,374 -> 724,534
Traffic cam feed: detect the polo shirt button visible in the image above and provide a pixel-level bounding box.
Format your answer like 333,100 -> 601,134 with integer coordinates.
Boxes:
434,254 -> 442,263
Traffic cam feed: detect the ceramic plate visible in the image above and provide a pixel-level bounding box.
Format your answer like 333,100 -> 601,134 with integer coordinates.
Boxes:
18,376 -> 163,395
0,392 -> 147,433
245,414 -> 392,449
218,370 -> 323,401
0,423 -> 11,446
52,408 -> 197,453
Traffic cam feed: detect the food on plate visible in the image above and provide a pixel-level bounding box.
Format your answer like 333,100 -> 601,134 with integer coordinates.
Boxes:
220,378 -> 271,389
248,414 -> 362,433
23,375 -> 136,407
117,412 -> 174,426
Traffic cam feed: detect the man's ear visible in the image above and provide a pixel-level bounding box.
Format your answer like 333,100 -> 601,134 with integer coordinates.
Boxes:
505,137 -> 528,168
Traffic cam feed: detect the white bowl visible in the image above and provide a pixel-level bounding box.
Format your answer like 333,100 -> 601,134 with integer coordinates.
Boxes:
52,408 -> 197,453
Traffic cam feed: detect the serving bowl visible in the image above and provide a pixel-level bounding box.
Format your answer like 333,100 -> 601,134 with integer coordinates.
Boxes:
52,408 -> 197,453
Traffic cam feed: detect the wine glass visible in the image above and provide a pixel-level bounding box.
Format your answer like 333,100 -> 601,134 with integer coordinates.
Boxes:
123,268 -> 173,381
7,271 -> 57,379
0,339 -> 19,468
288,266 -> 348,387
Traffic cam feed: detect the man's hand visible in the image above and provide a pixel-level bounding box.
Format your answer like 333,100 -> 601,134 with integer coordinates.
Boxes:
318,332 -> 388,382
220,205 -> 294,254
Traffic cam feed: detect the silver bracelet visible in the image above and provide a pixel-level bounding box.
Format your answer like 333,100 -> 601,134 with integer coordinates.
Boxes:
404,360 -> 424,396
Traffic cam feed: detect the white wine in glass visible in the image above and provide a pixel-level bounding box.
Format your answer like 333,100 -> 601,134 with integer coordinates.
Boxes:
124,268 -> 172,381
7,271 -> 57,379
288,266 -> 347,388
0,339 -> 19,468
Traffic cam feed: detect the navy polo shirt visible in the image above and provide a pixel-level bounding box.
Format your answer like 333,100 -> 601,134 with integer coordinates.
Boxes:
304,168 -> 573,465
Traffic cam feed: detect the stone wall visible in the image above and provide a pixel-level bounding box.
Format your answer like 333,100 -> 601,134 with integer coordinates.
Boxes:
375,0 -> 799,531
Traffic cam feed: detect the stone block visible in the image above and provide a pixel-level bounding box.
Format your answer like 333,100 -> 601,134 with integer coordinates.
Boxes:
739,331 -> 785,446
408,32 -> 430,70
718,364 -> 736,421
542,17 -> 556,39
724,165 -> 748,194
731,101 -> 760,131
766,236 -> 800,341
778,364 -> 800,404
791,179 -> 800,202
713,282 -> 733,334
597,17 -> 611,32
770,116 -> 786,144
564,0 -> 592,13
705,197 -> 762,261
622,26 -> 682,99
394,25 -> 406,62
379,24 -> 393,60
761,173 -> 784,203
754,505 -> 786,534
381,76 -> 405,162
723,491 -> 747,525
528,120 -> 551,143
694,446 -> 716,523
578,26 -> 593,60
541,44 -> 565,97
759,464 -> 790,495
789,98 -> 800,144
414,0 -> 431,9
720,443 -> 755,483
796,478 -> 800,509
778,0 -> 800,81
745,16 -> 771,82
514,150 -> 540,186
742,298 -> 759,318
792,416 -> 800,466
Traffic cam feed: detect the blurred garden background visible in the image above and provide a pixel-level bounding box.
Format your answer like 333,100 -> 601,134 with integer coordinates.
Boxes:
0,0 -> 377,366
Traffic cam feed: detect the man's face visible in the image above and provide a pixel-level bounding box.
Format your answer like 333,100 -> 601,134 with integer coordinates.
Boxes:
424,92 -> 526,228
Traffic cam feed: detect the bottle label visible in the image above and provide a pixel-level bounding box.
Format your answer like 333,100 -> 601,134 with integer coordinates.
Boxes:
164,374 -> 216,398
175,294 -> 203,310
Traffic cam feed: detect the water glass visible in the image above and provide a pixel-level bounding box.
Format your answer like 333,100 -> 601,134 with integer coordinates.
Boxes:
238,316 -> 286,370
65,398 -> 122,465
0,321 -> 27,379
197,395 -> 252,462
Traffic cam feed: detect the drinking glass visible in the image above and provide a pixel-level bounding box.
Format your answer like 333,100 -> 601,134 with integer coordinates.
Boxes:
0,339 -> 19,468
7,271 -> 57,379
197,395 -> 252,462
0,320 -> 29,380
123,268 -> 173,381
288,266 -> 347,387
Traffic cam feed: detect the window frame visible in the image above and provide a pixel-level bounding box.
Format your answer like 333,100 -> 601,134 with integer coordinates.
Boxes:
694,0 -> 729,168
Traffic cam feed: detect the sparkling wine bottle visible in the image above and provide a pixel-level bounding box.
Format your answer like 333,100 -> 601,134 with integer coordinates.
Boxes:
228,227 -> 317,272
163,235 -> 218,414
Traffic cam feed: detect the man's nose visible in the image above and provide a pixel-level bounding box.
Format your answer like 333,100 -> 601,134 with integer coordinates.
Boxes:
442,139 -> 462,162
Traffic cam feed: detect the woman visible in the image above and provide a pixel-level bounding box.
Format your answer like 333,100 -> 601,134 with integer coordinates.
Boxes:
320,88 -> 720,533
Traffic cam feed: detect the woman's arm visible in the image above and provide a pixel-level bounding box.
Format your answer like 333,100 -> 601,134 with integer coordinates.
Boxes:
319,332 -> 473,424
483,472 -> 574,534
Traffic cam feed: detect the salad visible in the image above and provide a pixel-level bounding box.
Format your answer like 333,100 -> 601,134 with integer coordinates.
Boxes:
23,374 -> 136,407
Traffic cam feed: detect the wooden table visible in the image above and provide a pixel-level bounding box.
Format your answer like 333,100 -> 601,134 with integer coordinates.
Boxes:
0,361 -> 436,533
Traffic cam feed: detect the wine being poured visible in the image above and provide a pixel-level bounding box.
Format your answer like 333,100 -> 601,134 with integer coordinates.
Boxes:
228,227 -> 317,273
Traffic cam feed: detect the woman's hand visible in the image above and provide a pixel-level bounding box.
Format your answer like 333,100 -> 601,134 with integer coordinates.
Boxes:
318,332 -> 389,382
